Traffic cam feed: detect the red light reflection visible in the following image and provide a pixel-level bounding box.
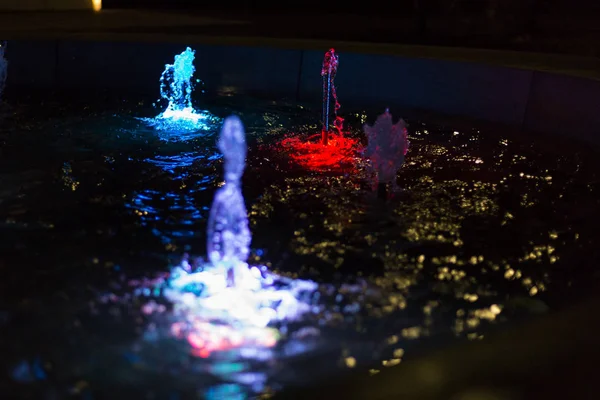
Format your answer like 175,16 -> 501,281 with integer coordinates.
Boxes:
171,320 -> 279,358
280,130 -> 360,171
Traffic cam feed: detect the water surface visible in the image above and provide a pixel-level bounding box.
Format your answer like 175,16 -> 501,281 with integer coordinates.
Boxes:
1,91 -> 599,398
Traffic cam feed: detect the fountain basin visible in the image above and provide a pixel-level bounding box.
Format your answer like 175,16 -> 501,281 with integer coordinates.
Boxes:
2,32 -> 600,399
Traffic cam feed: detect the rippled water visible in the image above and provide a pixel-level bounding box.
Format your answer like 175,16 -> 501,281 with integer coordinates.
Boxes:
1,91 -> 600,399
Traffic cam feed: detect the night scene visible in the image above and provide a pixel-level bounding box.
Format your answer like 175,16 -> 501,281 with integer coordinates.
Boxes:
1,1 -> 600,399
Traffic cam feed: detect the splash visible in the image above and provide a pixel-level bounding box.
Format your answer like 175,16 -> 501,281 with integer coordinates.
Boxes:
0,41 -> 7,102
280,48 -> 359,170
363,109 -> 410,194
154,116 -> 317,357
141,47 -> 216,136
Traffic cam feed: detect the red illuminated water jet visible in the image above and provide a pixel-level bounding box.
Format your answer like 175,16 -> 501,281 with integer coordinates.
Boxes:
280,48 -> 359,171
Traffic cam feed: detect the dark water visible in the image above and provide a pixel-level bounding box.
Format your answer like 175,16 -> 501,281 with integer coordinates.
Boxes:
1,91 -> 600,399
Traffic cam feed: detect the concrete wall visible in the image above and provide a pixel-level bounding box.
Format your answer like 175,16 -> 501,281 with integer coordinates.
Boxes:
4,39 -> 600,144
0,0 -> 93,10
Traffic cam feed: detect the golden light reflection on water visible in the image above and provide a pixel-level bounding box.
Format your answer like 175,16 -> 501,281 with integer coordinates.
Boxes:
3,100 -> 600,400
61,162 -> 80,191
250,121 -> 600,368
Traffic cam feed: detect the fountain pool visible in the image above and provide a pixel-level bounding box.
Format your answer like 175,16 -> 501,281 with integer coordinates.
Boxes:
1,89 -> 600,399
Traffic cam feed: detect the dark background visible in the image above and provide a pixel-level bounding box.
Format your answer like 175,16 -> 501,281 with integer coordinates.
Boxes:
101,0 -> 600,14
97,0 -> 600,57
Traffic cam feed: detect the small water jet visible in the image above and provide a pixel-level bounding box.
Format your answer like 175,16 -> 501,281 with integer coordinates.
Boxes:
141,47 -> 216,137
280,48 -> 359,170
0,41 -> 7,102
206,116 -> 252,287
321,48 -> 342,146
363,109 -> 410,198
149,116 -> 317,357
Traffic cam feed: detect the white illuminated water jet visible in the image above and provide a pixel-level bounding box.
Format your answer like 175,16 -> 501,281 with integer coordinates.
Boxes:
160,116 -> 317,355
142,47 -> 215,135
0,41 -> 7,102
206,115 -> 252,284
363,109 -> 410,194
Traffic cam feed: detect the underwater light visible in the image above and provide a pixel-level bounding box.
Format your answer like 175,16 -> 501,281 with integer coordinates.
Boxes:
149,107 -> 213,133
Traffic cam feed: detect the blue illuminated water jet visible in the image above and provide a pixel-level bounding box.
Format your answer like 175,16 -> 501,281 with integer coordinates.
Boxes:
139,116 -> 318,357
142,47 -> 217,136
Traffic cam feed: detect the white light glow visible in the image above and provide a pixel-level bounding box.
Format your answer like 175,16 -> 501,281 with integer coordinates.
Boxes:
140,116 -> 319,358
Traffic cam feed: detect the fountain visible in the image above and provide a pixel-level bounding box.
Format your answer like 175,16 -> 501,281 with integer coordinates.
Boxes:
148,116 -> 317,357
363,109 -> 410,198
280,48 -> 359,170
0,41 -> 7,102
321,48 -> 342,146
141,47 -> 215,136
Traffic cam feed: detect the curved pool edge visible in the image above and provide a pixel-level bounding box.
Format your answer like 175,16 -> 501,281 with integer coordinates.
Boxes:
5,33 -> 600,148
1,9 -> 600,80
276,291 -> 600,399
